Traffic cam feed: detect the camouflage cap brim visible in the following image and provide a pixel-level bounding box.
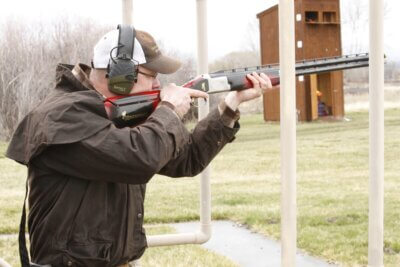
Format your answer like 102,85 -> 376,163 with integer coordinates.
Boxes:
141,54 -> 181,74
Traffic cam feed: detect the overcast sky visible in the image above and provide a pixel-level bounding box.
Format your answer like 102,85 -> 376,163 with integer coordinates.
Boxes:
0,0 -> 399,61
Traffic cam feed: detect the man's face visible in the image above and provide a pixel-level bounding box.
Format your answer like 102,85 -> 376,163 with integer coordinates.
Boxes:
130,66 -> 160,94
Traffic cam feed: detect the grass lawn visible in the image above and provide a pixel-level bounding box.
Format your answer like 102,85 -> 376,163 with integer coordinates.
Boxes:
0,226 -> 237,267
0,109 -> 399,266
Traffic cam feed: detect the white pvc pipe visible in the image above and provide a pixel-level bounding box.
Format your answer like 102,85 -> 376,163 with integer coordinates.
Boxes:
146,231 -> 210,247
122,0 -> 133,25
196,0 -> 212,245
196,0 -> 210,117
147,0 -> 211,247
279,0 -> 297,266
0,258 -> 12,267
368,0 -> 384,266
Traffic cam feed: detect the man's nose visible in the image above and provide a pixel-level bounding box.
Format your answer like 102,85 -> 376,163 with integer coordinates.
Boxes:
152,78 -> 161,90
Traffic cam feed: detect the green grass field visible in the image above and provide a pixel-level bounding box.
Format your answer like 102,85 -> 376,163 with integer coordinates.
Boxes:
1,109 -> 399,266
0,226 -> 237,267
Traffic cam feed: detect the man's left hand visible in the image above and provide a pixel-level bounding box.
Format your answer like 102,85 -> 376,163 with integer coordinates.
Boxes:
224,72 -> 274,110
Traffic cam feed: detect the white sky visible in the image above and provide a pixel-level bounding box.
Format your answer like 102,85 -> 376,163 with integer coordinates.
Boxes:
0,0 -> 399,61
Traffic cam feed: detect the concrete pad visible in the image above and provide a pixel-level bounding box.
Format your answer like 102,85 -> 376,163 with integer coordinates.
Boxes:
172,220 -> 337,267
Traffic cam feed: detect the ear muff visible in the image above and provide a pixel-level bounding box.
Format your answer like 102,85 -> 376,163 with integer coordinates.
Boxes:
107,25 -> 138,95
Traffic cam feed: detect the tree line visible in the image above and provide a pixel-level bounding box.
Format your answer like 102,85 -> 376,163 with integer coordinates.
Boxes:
0,16 -> 398,140
0,18 -> 261,141
0,18 -> 109,140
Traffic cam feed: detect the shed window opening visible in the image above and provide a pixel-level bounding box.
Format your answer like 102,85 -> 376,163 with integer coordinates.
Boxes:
305,11 -> 319,23
323,11 -> 337,23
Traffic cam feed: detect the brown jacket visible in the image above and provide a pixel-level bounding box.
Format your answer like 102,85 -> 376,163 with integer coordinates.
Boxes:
6,64 -> 239,266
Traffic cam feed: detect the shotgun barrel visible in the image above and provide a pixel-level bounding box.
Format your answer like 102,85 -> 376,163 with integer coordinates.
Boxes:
185,53 -> 370,94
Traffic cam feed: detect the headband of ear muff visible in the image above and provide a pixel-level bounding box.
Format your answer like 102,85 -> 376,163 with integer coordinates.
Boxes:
107,24 -> 138,95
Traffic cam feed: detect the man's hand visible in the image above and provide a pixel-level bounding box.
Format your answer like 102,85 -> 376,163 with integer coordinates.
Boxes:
160,83 -> 209,119
225,72 -> 273,110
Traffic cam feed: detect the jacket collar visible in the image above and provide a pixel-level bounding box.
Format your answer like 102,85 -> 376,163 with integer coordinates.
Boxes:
55,63 -> 96,92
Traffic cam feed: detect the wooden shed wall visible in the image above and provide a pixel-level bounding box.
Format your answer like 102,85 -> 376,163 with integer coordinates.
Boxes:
257,0 -> 344,121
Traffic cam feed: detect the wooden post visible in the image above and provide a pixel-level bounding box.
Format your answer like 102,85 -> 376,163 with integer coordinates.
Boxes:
310,74 -> 318,120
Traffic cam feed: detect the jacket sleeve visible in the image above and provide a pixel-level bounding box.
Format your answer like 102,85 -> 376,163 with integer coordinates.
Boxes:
33,105 -> 191,184
157,107 -> 239,177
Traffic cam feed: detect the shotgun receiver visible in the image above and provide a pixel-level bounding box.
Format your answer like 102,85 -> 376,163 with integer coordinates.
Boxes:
106,53 -> 369,128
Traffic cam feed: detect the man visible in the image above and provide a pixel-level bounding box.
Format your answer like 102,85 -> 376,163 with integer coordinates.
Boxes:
6,26 -> 272,267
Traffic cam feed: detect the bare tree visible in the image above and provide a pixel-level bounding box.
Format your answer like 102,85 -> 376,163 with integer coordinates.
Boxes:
341,0 -> 368,54
241,18 -> 261,59
0,17 -> 110,140
340,0 -> 393,84
209,50 -> 260,72
384,61 -> 400,83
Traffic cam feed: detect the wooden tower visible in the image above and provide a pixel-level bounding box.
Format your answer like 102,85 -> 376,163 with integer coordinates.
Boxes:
257,0 -> 344,121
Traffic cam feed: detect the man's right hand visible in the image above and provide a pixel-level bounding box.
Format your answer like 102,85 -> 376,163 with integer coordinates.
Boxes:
160,83 -> 208,119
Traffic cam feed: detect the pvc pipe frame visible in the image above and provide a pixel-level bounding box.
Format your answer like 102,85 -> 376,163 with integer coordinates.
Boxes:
368,0 -> 384,266
121,0 -> 133,25
145,1 -> 386,267
279,0 -> 297,266
147,0 -> 211,247
278,1 -> 386,266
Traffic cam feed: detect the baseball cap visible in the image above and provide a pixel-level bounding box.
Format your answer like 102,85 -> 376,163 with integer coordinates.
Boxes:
92,28 -> 181,74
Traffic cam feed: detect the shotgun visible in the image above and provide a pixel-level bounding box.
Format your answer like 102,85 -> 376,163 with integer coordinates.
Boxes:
105,53 -> 369,128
